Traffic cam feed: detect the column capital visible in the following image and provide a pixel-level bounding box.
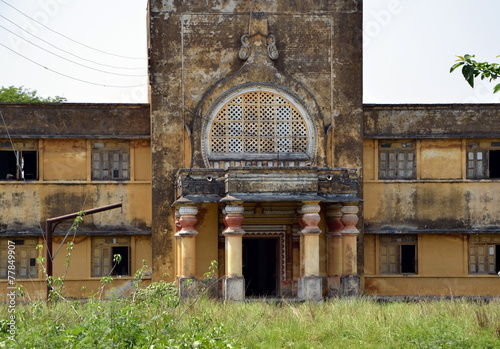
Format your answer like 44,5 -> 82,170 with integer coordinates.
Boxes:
326,203 -> 344,238
175,204 -> 199,237
299,202 -> 321,235
222,202 -> 245,236
341,202 -> 359,235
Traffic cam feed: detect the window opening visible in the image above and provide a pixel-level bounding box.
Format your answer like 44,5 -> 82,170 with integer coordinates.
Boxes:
380,235 -> 417,274
469,235 -> 500,274
91,142 -> 130,180
489,150 -> 500,178
0,239 -> 38,279
92,237 -> 131,277
111,246 -> 130,276
0,140 -> 38,180
206,89 -> 313,168
378,141 -> 416,180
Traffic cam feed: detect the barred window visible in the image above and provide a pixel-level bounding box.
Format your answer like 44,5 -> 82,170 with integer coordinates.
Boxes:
92,141 -> 129,180
0,238 -> 39,279
206,90 -> 313,168
469,235 -> 500,274
92,237 -> 130,277
466,141 -> 500,179
378,141 -> 416,179
380,235 -> 417,274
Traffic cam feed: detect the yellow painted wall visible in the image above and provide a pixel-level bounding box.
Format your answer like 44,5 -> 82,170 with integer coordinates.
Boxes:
133,140 -> 152,181
363,233 -> 498,296
363,139 -> 375,180
418,234 -> 464,275
42,139 -> 87,180
419,139 -> 462,179
195,203 -> 219,277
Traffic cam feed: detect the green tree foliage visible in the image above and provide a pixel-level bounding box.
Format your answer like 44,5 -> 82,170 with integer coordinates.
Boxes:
0,85 -> 67,103
450,54 -> 500,93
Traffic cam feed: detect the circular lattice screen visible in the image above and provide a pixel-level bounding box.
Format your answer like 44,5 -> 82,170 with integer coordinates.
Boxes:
207,90 -> 312,168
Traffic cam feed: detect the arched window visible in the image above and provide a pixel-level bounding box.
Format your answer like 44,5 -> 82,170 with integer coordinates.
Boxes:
204,87 -> 315,168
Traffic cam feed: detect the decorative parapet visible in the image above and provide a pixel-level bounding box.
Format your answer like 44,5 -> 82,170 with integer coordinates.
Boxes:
174,167 -> 359,203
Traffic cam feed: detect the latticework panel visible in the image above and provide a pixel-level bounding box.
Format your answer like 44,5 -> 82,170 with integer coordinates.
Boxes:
209,91 -> 310,162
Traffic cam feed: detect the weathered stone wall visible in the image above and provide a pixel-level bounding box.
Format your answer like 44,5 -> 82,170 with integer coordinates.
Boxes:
149,0 -> 363,279
364,104 -> 500,138
0,104 -> 150,138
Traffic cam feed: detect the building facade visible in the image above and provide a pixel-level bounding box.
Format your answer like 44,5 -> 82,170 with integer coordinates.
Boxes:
0,0 -> 499,300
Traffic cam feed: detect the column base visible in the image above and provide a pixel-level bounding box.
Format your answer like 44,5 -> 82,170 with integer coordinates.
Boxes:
340,274 -> 360,297
178,277 -> 198,299
327,275 -> 341,298
298,276 -> 323,301
223,276 -> 245,301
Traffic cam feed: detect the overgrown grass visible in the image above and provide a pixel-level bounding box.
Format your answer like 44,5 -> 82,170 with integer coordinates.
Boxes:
1,284 -> 499,348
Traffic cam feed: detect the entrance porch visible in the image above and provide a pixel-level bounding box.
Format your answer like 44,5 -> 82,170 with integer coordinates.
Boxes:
173,167 -> 360,300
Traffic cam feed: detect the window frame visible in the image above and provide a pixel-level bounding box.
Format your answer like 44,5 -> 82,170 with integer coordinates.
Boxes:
379,234 -> 417,275
0,238 -> 39,279
466,141 -> 500,179
91,141 -> 130,181
0,140 -> 38,181
468,235 -> 500,275
378,141 -> 416,180
202,86 -> 316,169
91,236 -> 131,277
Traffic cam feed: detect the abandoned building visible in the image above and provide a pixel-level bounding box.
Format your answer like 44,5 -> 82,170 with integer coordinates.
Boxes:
1,0 -> 499,300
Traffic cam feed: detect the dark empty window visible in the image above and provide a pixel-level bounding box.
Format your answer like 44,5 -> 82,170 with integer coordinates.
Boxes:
0,150 -> 37,180
111,246 -> 130,276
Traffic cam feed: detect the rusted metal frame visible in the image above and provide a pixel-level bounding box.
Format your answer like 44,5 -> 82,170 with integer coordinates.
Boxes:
45,202 -> 122,299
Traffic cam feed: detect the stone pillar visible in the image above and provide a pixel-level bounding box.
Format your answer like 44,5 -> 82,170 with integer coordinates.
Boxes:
175,204 -> 198,297
326,203 -> 344,297
340,201 -> 360,297
222,202 -> 245,301
297,201 -> 323,301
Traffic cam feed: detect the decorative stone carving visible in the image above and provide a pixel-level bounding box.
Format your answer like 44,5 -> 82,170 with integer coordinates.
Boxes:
267,35 -> 279,60
238,12 -> 279,62
238,34 -> 251,60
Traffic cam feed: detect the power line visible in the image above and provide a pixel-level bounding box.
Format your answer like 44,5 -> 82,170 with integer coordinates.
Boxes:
0,42 -> 147,88
0,24 -> 146,77
0,14 -> 145,70
0,0 -> 145,60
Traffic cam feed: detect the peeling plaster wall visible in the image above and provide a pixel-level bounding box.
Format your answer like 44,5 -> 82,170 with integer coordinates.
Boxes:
149,0 -> 363,280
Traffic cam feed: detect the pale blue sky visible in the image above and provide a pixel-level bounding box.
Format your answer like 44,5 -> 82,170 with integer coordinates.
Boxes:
0,0 -> 499,104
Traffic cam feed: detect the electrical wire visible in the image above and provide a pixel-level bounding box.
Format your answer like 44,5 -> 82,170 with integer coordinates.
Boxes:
0,42 -> 147,88
0,0 -> 145,60
0,14 -> 145,70
0,25 -> 146,77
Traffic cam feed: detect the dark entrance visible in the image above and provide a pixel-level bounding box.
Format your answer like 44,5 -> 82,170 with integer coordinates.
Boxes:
243,237 -> 279,297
